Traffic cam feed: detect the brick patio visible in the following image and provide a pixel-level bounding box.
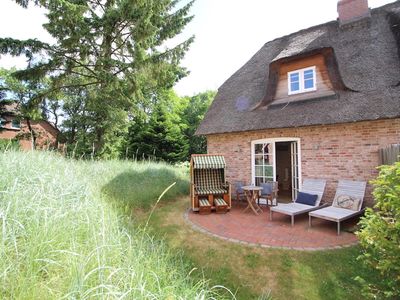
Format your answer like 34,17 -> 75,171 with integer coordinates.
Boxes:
186,202 -> 359,250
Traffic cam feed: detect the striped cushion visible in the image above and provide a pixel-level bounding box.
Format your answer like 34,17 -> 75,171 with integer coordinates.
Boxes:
194,169 -> 224,188
196,187 -> 228,195
214,198 -> 227,207
199,199 -> 210,207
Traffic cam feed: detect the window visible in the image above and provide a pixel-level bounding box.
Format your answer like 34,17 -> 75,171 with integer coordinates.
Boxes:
288,66 -> 316,95
11,119 -> 21,129
0,118 -> 5,127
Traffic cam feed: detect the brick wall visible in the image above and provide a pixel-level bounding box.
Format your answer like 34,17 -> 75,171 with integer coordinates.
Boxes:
0,117 -> 58,150
206,118 -> 400,206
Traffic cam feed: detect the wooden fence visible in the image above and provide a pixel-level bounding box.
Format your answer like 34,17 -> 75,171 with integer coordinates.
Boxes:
379,144 -> 400,165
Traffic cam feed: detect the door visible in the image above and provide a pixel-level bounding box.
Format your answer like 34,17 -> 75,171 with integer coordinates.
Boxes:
253,142 -> 274,185
290,141 -> 300,201
252,138 -> 301,201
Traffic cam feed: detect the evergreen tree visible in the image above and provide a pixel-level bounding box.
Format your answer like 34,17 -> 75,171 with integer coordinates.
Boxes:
182,90 -> 215,156
1,0 -> 194,157
123,89 -> 188,163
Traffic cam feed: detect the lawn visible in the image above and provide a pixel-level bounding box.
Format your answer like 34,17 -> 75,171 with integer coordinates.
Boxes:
0,150 -> 378,299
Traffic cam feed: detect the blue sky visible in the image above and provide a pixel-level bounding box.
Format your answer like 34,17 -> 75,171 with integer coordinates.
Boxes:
0,0 -> 395,96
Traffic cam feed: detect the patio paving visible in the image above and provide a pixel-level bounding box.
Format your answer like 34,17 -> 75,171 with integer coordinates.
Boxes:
186,202 -> 359,250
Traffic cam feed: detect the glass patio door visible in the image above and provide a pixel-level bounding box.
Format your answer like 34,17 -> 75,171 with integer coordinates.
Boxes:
254,142 -> 274,185
252,138 -> 301,201
290,141 -> 300,201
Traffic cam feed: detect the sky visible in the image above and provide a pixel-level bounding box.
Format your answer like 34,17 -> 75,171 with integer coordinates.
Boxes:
0,0 -> 396,96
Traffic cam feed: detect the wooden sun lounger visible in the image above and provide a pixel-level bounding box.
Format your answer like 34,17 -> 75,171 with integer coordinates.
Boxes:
309,180 -> 367,235
270,179 -> 327,226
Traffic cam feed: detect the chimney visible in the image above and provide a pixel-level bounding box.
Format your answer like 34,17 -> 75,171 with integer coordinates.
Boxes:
337,0 -> 371,25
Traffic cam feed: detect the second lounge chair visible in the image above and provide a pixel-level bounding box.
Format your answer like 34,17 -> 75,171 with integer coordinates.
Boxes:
309,180 -> 367,235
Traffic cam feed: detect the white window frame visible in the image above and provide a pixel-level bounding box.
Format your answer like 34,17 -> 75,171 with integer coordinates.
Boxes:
251,137 -> 302,199
288,66 -> 317,95
10,119 -> 21,129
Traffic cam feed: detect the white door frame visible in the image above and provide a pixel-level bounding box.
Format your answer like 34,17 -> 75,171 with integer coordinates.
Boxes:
250,137 -> 302,195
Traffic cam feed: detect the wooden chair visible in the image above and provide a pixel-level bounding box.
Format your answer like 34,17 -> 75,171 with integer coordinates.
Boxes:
259,181 -> 279,206
234,181 -> 246,203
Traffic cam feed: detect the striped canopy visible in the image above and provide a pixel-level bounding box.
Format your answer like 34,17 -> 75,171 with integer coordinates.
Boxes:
192,155 -> 226,169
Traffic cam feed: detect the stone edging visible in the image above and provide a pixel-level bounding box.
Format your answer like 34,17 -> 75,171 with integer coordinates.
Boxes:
183,209 -> 359,251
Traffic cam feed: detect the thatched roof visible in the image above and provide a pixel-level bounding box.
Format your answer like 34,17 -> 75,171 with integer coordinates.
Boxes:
196,2 -> 400,136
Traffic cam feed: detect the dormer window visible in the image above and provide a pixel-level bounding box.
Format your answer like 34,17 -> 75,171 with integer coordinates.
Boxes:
11,119 -> 21,129
288,66 -> 316,95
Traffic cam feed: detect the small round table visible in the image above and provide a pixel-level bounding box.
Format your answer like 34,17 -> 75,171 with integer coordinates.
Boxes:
242,185 -> 263,215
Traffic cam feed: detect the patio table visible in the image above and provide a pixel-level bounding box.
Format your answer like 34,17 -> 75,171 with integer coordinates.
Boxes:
242,185 -> 263,215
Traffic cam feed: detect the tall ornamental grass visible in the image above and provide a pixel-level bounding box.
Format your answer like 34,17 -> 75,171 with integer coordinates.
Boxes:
0,151 -> 219,299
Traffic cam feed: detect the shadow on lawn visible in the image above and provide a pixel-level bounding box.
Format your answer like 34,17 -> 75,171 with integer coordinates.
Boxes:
101,167 -> 189,211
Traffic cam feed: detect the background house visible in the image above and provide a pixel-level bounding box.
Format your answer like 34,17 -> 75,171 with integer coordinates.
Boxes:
196,0 -> 400,206
0,102 -> 59,150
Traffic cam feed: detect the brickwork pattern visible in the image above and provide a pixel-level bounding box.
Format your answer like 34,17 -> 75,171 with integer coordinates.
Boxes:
207,119 -> 400,206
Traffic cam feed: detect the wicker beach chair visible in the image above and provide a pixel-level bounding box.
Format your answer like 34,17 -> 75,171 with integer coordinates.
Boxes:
190,154 -> 231,213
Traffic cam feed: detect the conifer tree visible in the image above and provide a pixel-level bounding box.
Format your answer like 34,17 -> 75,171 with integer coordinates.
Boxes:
0,0 -> 194,157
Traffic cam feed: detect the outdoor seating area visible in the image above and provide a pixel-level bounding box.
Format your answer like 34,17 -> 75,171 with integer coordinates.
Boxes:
187,202 -> 359,250
189,177 -> 368,246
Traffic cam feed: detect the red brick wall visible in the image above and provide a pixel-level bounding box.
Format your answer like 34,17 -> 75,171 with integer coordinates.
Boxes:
0,117 -> 58,150
206,118 -> 400,206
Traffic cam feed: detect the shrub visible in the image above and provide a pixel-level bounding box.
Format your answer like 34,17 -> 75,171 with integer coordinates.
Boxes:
356,161 -> 400,299
0,138 -> 20,151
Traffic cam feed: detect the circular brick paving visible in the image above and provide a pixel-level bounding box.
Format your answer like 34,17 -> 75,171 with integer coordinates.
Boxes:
186,203 -> 359,251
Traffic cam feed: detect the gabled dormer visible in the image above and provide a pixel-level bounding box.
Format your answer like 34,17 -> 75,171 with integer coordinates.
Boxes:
260,47 -> 349,107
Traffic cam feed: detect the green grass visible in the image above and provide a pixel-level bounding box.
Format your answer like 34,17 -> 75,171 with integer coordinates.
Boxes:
144,200 -> 380,300
0,151 -> 222,299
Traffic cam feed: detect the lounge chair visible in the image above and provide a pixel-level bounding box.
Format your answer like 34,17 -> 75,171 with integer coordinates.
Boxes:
270,179 -> 327,226
309,180 -> 366,235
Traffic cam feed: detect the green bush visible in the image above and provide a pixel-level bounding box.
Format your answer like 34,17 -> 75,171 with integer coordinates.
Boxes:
356,162 -> 400,299
0,138 -> 20,151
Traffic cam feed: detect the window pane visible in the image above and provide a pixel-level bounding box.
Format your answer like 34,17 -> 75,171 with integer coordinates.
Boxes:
304,78 -> 314,89
11,120 -> 20,129
255,177 -> 263,186
290,82 -> 300,91
263,155 -> 273,165
255,144 -> 263,154
255,166 -> 263,176
290,73 -> 299,81
264,166 -> 273,177
304,69 -> 314,79
263,143 -> 273,155
254,155 -> 263,165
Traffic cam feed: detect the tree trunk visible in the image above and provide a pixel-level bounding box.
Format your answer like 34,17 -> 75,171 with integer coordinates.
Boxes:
26,118 -> 36,150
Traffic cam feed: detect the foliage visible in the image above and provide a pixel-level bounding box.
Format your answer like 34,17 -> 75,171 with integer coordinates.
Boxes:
1,0 -> 195,157
123,89 -> 188,163
0,150 -> 218,299
356,162 -> 400,299
182,90 -> 215,156
123,89 -> 214,163
0,139 -> 20,151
